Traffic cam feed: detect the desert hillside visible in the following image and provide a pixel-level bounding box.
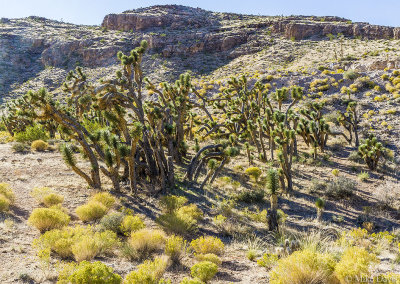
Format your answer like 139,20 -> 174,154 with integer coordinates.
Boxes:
0,5 -> 400,284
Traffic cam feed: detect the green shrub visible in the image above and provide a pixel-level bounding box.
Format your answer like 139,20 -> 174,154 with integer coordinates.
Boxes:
307,179 -> 327,194
71,235 -> 100,262
191,236 -> 224,256
180,277 -> 204,284
14,124 -> 48,142
0,130 -> 12,143
99,212 -> 124,233
90,192 -> 116,209
28,207 -> 70,232
244,167 -> 262,182
124,256 -> 168,284
269,249 -> 337,284
156,212 -> 198,235
31,140 -> 48,151
0,183 -> 15,211
31,187 -> 53,202
325,177 -> 356,199
0,195 -> 11,212
71,230 -> 119,262
43,193 -> 64,207
165,235 -> 187,264
12,142 -> 29,152
31,187 -> 64,207
120,215 -> 145,235
257,253 -> 278,269
234,188 -> 265,203
76,201 -> 108,222
0,183 -> 15,203
343,70 -> 359,80
246,250 -> 257,261
348,150 -> 363,163
159,195 -> 188,213
33,226 -> 89,259
195,253 -> 222,266
33,225 -> 119,261
177,204 -> 203,220
57,261 -> 122,284
358,171 -> 369,182
335,246 -> 378,283
127,229 -> 166,260
191,261 -> 218,283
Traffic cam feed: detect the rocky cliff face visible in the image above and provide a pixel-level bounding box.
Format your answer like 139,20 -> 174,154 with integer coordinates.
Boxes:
103,6 -> 400,41
1,5 -> 400,101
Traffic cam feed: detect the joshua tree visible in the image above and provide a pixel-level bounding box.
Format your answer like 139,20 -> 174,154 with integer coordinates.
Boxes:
266,169 -> 280,231
315,197 -> 325,222
244,142 -> 253,166
358,134 -> 384,171
297,102 -> 330,159
4,41 -> 199,193
336,101 -> 360,147
186,142 -> 239,189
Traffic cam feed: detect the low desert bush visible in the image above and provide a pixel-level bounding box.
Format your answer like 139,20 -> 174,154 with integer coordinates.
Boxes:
31,187 -> 53,202
127,229 -> 166,260
76,201 -> 108,222
373,181 -> 399,210
0,131 -> 12,143
245,167 -> 262,182
165,235 -> 187,264
159,195 -> 188,213
269,248 -> 337,284
358,171 -> 369,182
120,215 -> 145,235
90,192 -> 116,209
325,177 -> 356,199
43,193 -> 64,207
31,140 -> 48,151
0,183 -> 15,203
71,230 -> 119,261
331,169 -> 339,176
335,246 -> 378,282
14,124 -> 48,142
180,277 -> 204,284
307,178 -> 327,194
0,195 -> 11,212
71,235 -> 100,262
191,236 -> 225,256
234,188 -> 265,203
99,212 -> 124,233
257,252 -> 279,269
31,187 -> 64,207
12,142 -> 29,152
348,150 -> 363,163
33,225 -> 118,260
191,261 -> 218,283
124,256 -> 168,284
28,207 -> 70,232
57,261 -> 122,284
0,183 -> 15,211
33,226 -> 89,259
156,212 -> 198,235
343,70 -> 359,80
177,204 -> 203,220
246,249 -> 257,261
195,253 -> 222,266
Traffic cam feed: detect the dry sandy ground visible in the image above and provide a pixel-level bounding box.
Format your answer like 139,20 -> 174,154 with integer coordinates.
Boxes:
0,143 -> 269,283
0,139 -> 399,283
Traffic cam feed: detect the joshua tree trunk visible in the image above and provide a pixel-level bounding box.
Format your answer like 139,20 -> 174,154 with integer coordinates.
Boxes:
268,194 -> 279,231
317,208 -> 323,222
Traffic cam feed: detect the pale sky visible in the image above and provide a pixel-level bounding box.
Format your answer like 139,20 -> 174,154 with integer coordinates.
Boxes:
1,0 -> 399,27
